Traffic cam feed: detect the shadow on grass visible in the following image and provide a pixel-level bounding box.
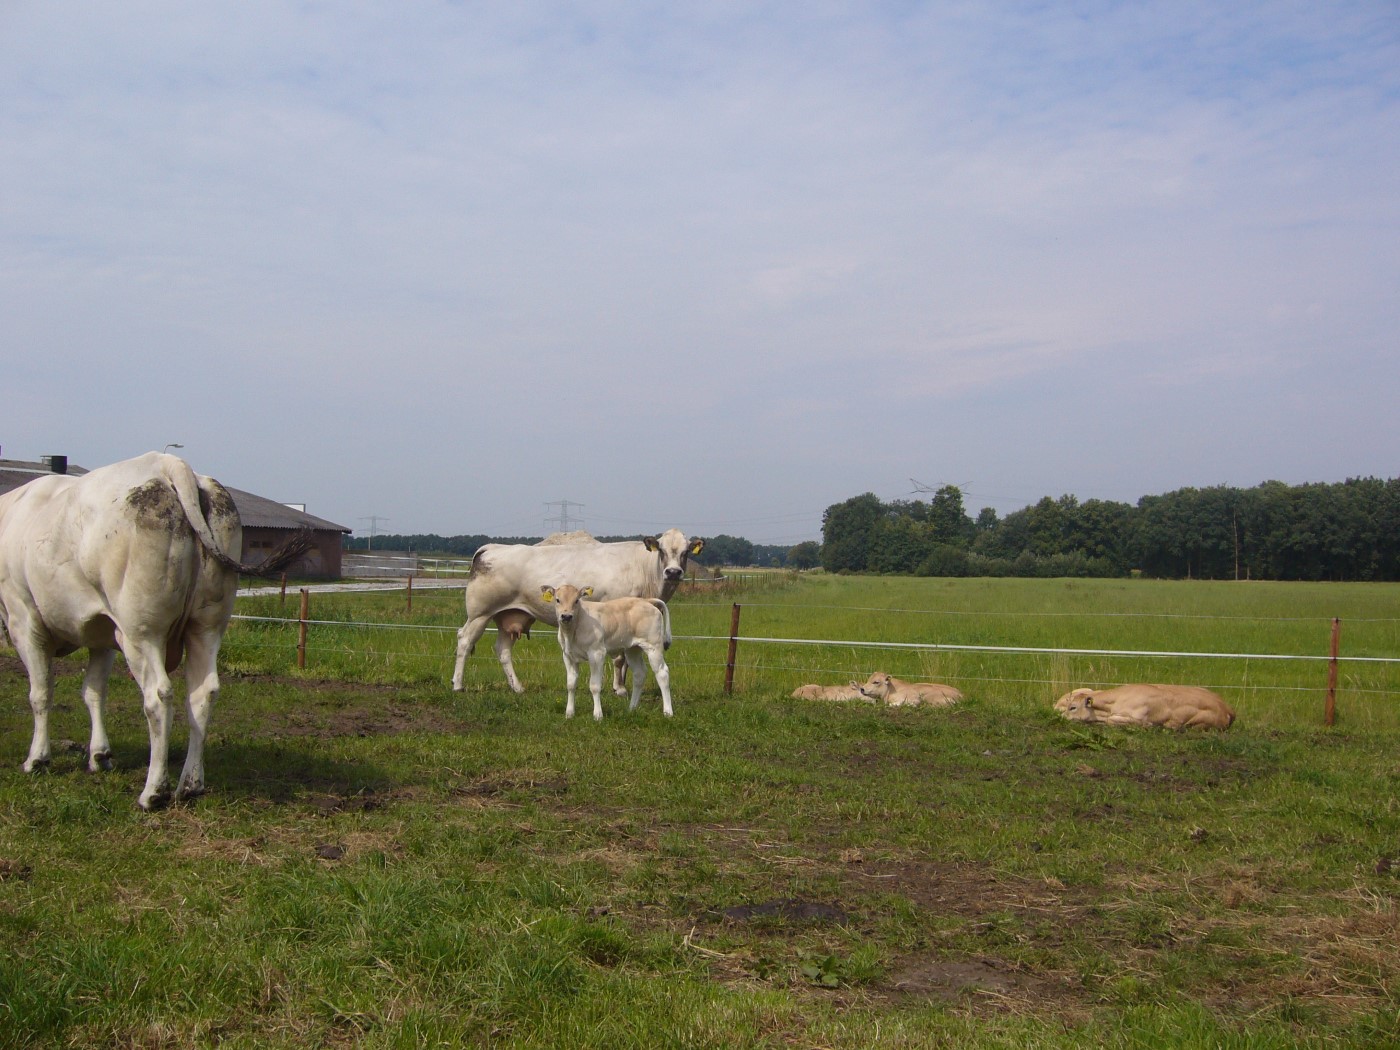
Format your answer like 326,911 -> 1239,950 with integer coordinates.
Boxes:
209,738 -> 407,805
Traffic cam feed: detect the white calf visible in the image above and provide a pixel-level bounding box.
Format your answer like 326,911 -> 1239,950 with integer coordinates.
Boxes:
541,584 -> 673,721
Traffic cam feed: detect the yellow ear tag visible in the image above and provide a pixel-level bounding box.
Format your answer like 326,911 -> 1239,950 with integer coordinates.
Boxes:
541,587 -> 555,602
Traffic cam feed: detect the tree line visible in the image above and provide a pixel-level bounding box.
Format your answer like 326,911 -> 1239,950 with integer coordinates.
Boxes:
346,476 -> 1400,581
818,478 -> 1400,581
344,531 -> 791,570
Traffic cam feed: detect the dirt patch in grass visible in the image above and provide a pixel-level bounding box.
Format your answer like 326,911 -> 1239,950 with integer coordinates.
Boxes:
238,688 -> 468,740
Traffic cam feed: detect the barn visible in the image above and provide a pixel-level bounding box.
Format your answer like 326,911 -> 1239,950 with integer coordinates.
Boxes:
0,454 -> 351,578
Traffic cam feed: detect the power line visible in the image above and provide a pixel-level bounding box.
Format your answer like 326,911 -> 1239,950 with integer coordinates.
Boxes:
543,499 -> 585,532
359,515 -> 390,551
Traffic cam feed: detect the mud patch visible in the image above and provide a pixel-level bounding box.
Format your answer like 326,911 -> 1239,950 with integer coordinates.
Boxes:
257,700 -> 466,740
126,478 -> 185,531
452,774 -> 569,802
720,899 -> 853,924
883,953 -> 1068,1007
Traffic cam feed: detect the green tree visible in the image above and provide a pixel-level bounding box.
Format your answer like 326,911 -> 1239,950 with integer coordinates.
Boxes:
821,493 -> 884,572
787,541 -> 821,570
928,485 -> 975,548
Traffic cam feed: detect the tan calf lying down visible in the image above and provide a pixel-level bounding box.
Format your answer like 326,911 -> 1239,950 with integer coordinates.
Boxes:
790,683 -> 870,702
1056,684 -> 1235,730
857,672 -> 963,708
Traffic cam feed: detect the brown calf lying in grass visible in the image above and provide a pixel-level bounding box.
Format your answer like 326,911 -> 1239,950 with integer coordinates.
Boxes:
1056,684 -> 1235,730
856,672 -> 964,708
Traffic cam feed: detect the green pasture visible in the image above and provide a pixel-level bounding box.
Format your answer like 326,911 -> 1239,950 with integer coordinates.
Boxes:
1,574 -> 1398,1048
228,573 -> 1400,730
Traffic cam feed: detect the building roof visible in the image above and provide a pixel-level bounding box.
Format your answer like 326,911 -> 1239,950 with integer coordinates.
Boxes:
0,458 -> 350,535
225,486 -> 349,534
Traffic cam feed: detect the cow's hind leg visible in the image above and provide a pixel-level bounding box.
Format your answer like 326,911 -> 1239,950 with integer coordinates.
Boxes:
123,640 -> 176,810
81,649 -> 117,771
452,615 -> 491,691
175,628 -> 223,801
493,630 -> 527,694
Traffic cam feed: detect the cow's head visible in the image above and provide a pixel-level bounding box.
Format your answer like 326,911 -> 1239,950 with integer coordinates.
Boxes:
1058,689 -> 1098,722
1054,688 -> 1095,714
541,584 -> 593,625
857,672 -> 895,700
643,528 -> 705,583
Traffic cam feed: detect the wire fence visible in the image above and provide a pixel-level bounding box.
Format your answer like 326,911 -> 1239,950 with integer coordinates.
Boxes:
224,588 -> 1400,725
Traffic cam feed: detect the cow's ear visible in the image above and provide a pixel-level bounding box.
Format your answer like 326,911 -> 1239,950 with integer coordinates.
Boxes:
1084,697 -> 1096,709
689,539 -> 705,555
541,586 -> 555,602
642,536 -> 660,552
582,587 -> 594,598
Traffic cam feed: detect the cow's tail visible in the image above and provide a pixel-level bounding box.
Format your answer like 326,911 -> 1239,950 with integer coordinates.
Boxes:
650,598 -> 672,650
159,455 -> 313,577
161,456 -> 244,571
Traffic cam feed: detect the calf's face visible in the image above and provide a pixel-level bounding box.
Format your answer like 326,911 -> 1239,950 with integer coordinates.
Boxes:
541,584 -> 592,624
857,672 -> 895,700
1061,693 -> 1098,722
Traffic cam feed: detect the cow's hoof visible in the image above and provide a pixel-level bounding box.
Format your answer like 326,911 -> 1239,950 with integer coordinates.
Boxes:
22,757 -> 51,774
138,788 -> 172,812
89,750 -> 114,772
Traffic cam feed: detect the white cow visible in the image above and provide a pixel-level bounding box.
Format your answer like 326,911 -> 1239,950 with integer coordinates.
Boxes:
0,452 -> 243,810
541,584 -> 673,720
452,528 -> 703,693
856,672 -> 964,707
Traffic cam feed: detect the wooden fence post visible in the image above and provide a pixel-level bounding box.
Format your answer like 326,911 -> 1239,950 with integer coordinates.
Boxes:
297,588 -> 310,670
724,603 -> 741,694
406,573 -> 413,613
1325,617 -> 1341,726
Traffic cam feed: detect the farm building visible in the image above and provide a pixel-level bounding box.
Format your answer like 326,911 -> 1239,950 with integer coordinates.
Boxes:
0,454 -> 351,578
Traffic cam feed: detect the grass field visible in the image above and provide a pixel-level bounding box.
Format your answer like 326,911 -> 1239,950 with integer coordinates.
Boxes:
1,574 -> 1398,1047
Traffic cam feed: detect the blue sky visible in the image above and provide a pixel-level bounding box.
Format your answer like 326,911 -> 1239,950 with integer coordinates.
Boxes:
3,2 -> 1397,545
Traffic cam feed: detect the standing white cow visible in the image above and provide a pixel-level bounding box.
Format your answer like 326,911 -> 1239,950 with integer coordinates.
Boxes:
0,452 -> 245,809
541,584 -> 674,720
451,529 -> 703,693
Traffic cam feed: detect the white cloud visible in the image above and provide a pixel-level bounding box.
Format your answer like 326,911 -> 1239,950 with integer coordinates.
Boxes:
1,1 -> 1397,539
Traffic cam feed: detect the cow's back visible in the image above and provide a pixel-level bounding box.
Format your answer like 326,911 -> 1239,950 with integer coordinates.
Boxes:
468,540 -> 660,621
0,455 -> 239,656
